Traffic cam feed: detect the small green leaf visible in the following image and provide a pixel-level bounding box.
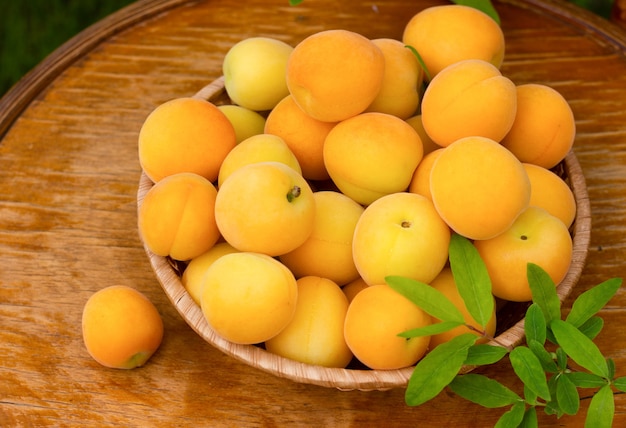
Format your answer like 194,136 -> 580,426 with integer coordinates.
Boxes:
528,263 -> 561,325
556,374 -> 580,415
523,384 -> 538,405
404,45 -> 431,82
585,384 -> 614,428
566,372 -> 607,389
527,339 -> 558,373
464,343 -> 508,366
448,234 -> 494,328
544,375 -> 563,417
405,334 -> 477,406
494,401 -> 526,428
555,347 -> 568,371
451,0 -> 501,25
551,319 -> 609,378
288,0 -> 304,5
449,373 -> 521,408
386,275 -> 465,323
525,303 -> 547,345
519,406 -> 539,428
613,376 -> 626,392
399,320 -> 464,338
566,278 -> 622,328
578,316 -> 604,340
509,346 -> 551,401
608,357 -> 616,379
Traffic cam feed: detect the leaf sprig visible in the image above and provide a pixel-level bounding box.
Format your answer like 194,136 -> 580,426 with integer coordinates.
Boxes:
387,234 -> 623,427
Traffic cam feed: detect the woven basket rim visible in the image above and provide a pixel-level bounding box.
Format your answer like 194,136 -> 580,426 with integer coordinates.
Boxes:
136,77 -> 592,391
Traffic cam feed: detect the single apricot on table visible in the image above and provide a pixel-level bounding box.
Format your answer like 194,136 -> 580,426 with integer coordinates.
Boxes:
138,97 -> 236,183
523,163 -> 577,228
286,29 -> 385,122
82,285 -> 164,369
430,136 -> 531,241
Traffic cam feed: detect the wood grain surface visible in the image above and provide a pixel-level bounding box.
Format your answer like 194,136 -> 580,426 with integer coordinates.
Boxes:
1,0 -> 626,426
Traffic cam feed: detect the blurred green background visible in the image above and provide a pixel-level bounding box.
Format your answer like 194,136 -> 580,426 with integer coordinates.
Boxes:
0,0 -> 617,99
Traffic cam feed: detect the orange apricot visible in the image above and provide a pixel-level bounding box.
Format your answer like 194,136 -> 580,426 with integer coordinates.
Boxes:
408,148 -> 444,201
523,163 -> 577,228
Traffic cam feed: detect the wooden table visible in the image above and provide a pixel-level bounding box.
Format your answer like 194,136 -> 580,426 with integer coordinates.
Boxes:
1,0 -> 626,425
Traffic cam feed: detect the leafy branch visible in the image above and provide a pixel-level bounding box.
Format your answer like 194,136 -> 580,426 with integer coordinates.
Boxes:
387,234 -> 623,427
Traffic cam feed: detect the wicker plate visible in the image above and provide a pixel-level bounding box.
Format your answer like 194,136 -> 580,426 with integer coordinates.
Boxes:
136,77 -> 591,391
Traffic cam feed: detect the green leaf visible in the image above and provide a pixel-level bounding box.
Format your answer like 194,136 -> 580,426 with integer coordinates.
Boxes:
386,275 -> 465,323
585,384 -> 614,428
519,406 -> 539,428
525,303 -> 547,345
544,375 -> 563,417
399,320 -> 464,338
509,346 -> 551,401
451,0 -> 501,25
448,233 -> 494,328
404,45 -> 431,82
527,263 -> 561,325
566,278 -> 622,328
494,401 -> 526,428
288,0 -> 304,5
405,333 -> 477,406
527,339 -> 558,373
556,374 -> 580,415
464,343 -> 508,366
555,347 -> 568,371
578,316 -> 604,340
613,376 -> 626,392
523,384 -> 538,405
607,357 -> 616,379
449,373 -> 521,408
551,319 -> 609,378
566,372 -> 607,389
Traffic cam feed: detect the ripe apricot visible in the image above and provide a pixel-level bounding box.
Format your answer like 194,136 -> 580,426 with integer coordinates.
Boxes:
402,4 -> 505,80
323,112 -> 423,205
264,94 -> 336,180
501,84 -> 576,169
82,285 -> 163,369
138,172 -> 220,261
421,59 -> 517,147
138,97 -> 236,183
280,191 -> 364,285
405,114 -> 442,156
430,136 -> 531,240
217,104 -> 266,143
201,252 -> 298,344
265,276 -> 353,368
343,284 -> 431,370
408,148 -> 444,201
342,277 -> 369,303
286,29 -> 385,122
523,163 -> 577,228
428,268 -> 497,349
365,38 -> 423,119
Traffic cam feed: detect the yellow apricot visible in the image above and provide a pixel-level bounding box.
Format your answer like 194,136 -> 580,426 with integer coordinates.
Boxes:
264,94 -> 336,180
365,38 -> 423,119
523,163 -> 577,228
265,276 -> 353,368
402,4 -> 505,80
138,172 -> 220,261
405,114 -> 442,156
501,84 -> 576,169
430,136 -> 531,240
217,104 -> 266,143
280,191 -> 364,285
286,29 -> 385,122
323,112 -> 423,205
82,285 -> 163,369
421,59 -> 517,147
408,148 -> 444,201
138,97 -> 236,183
343,284 -> 431,370
428,268 -> 497,349
342,277 -> 369,303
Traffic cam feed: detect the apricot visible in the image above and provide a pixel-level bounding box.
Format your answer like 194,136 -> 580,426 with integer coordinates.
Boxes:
201,252 -> 298,344
265,276 -> 353,368
264,94 -> 336,180
214,161 -> 316,257
138,97 -> 236,183
138,172 -> 220,261
405,114 -> 442,156
217,133 -> 302,187
286,29 -> 385,122
365,38 -> 423,119
421,59 -> 517,147
217,104 -> 266,143
280,191 -> 364,285
343,284 -> 432,370
82,285 -> 163,369
523,163 -> 577,228
342,277 -> 369,303
402,4 -> 505,80
428,268 -> 497,348
430,136 -> 531,240
408,148 -> 444,201
323,112 -> 423,206
501,84 -> 576,169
